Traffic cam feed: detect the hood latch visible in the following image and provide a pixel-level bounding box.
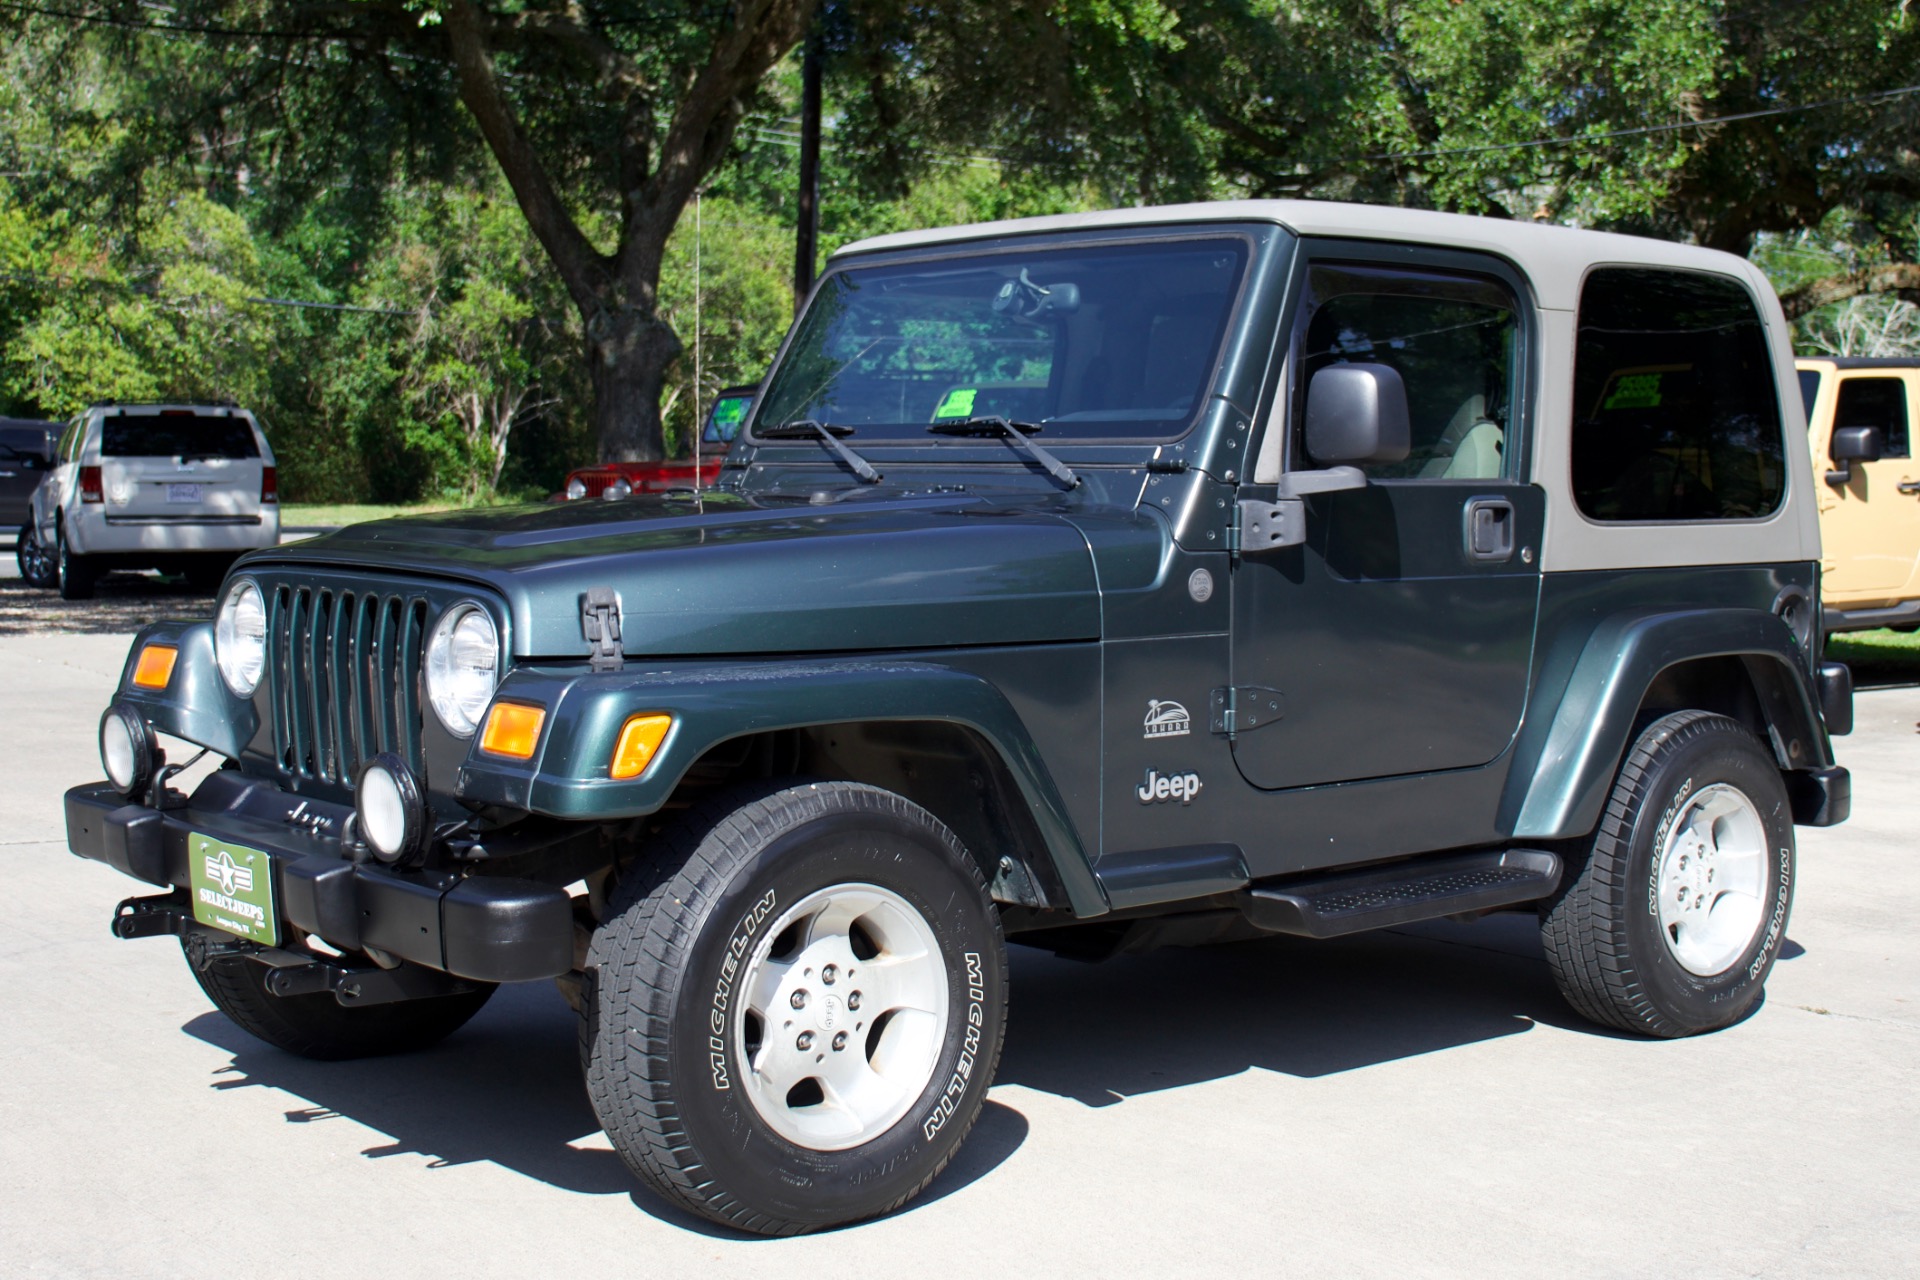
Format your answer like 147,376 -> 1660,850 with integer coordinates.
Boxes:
582,588 -> 625,672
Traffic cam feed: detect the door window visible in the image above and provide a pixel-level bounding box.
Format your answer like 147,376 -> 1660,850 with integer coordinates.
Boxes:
1832,377 -> 1910,458
1292,264 -> 1521,480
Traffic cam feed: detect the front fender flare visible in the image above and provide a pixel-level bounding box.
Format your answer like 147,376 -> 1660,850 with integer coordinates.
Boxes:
458,659 -> 1108,917
108,620 -> 259,760
1504,608 -> 1829,841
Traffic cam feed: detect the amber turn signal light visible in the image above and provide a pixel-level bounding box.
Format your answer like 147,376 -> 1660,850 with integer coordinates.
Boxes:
610,713 -> 673,780
131,644 -> 178,690
479,701 -> 546,759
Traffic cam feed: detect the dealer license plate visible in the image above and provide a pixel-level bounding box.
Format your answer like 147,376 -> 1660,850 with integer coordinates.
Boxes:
186,834 -> 279,945
167,483 -> 202,503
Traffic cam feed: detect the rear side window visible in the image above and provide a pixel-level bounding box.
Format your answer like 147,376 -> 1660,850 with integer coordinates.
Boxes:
1572,268 -> 1786,521
100,413 -> 259,459
1833,377 -> 1911,459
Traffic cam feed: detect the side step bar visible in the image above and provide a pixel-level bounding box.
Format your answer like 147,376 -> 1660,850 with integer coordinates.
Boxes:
1242,849 -> 1562,939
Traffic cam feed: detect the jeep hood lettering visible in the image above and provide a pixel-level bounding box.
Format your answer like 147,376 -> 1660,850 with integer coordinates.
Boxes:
251,493 -> 1103,657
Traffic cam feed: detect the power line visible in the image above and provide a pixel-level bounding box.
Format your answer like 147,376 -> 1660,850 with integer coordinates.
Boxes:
0,0 -> 325,39
1344,82 -> 1920,164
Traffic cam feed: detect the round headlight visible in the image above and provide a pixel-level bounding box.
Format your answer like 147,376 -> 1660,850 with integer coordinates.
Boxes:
100,704 -> 156,797
565,476 -> 587,500
356,753 -> 425,863
604,478 -> 631,500
425,604 -> 499,736
215,579 -> 267,697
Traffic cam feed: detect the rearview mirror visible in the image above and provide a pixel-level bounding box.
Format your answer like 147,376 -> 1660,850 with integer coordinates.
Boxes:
1305,364 -> 1411,466
1827,424 -> 1884,485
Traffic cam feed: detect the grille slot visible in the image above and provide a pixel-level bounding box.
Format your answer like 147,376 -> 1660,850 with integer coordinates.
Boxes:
269,584 -> 427,785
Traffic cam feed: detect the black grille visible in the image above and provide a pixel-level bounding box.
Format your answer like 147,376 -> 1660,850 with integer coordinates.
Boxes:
267,584 -> 428,785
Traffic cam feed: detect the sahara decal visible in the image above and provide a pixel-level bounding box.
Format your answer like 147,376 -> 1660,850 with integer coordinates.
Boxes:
1143,699 -> 1192,739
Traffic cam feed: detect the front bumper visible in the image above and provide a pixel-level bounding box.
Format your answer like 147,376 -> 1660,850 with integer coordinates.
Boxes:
65,772 -> 573,983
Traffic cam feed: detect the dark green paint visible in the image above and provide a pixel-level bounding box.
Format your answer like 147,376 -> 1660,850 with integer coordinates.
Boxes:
113,621 -> 257,761
456,656 -> 1107,916
86,220 -> 1844,929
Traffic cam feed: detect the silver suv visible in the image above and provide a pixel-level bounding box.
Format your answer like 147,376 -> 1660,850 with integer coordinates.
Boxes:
28,402 -> 280,598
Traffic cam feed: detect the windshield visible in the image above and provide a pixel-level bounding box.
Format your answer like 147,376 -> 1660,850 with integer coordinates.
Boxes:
757,237 -> 1250,440
1797,369 -> 1821,419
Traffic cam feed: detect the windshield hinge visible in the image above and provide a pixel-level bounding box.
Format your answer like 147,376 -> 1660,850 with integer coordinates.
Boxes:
1210,686 -> 1286,740
582,588 -> 624,672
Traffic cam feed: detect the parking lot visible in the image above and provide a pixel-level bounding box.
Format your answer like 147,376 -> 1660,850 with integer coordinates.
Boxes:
1,589 -> 1915,1277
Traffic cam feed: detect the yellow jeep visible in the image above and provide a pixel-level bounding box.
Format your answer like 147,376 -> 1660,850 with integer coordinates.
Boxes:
1796,357 -> 1920,632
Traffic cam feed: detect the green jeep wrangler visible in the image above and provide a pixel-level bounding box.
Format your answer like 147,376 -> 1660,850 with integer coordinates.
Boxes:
68,200 -> 1854,1235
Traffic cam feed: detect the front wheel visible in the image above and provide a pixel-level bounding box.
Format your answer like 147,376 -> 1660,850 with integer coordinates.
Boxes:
185,936 -> 496,1060
1541,711 -> 1795,1037
582,781 -> 1009,1236
16,521 -> 56,588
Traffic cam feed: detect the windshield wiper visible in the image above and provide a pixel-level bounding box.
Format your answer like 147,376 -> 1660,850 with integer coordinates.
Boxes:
756,420 -> 882,484
927,416 -> 1079,489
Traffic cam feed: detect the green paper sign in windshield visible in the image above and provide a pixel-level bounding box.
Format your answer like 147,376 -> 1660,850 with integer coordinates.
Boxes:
934,388 -> 978,419
711,396 -> 748,427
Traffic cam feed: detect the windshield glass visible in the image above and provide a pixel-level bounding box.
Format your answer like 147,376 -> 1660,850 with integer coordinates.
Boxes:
757,236 -> 1250,440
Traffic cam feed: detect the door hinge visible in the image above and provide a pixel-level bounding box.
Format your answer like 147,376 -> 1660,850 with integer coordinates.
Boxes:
582,587 -> 625,672
1232,498 -> 1304,559
1211,686 -> 1286,739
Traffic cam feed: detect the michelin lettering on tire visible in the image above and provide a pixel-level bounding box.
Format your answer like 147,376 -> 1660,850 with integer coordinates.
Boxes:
1749,847 -> 1793,981
923,951 -> 985,1141
711,889 -> 776,1090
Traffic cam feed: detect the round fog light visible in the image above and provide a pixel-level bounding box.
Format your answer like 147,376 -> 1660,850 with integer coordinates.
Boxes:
100,705 -> 156,798
356,752 -> 427,864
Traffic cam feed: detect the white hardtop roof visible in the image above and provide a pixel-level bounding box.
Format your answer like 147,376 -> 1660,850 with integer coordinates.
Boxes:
831,199 -> 1770,313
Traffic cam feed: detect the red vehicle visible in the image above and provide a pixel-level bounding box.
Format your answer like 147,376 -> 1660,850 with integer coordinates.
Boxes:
561,386 -> 755,500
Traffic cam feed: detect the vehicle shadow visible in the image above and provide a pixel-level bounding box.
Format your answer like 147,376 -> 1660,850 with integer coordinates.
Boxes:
0,569 -> 212,637
180,909 -> 1672,1233
995,910 -> 1558,1103
184,979 -> 1028,1237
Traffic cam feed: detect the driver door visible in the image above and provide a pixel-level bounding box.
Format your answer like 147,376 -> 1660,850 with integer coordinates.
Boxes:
1230,246 -> 1544,821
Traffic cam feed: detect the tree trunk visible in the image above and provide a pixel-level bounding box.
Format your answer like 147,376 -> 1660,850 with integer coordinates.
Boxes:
588,303 -> 683,462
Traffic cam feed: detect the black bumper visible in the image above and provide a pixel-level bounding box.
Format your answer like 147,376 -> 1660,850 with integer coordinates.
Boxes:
1787,765 -> 1851,828
65,774 -> 573,983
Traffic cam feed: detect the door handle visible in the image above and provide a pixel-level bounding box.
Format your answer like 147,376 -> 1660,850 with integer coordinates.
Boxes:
1899,481 -> 1920,494
1464,497 -> 1515,562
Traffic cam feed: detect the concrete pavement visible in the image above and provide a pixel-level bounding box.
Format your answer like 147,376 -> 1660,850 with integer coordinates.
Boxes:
1,632 -> 1915,1277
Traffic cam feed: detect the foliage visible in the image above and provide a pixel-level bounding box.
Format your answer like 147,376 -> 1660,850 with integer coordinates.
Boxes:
4,0 -> 1920,503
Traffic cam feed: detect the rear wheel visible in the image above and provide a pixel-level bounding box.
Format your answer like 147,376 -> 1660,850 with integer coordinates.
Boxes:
1541,711 -> 1795,1037
184,936 -> 495,1060
56,521 -> 94,600
16,521 -> 55,588
582,780 -> 1009,1235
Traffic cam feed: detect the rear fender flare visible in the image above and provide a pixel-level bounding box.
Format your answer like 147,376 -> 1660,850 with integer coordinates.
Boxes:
1504,608 -> 1829,840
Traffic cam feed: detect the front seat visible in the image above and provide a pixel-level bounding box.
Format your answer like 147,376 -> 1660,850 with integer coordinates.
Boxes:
1419,394 -> 1505,479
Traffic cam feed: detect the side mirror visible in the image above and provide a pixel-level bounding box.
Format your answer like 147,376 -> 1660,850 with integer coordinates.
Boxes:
1305,364 -> 1411,466
1827,424 -> 1884,485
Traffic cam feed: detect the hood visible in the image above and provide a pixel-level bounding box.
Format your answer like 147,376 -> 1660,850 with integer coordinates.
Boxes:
253,491 -> 1106,659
